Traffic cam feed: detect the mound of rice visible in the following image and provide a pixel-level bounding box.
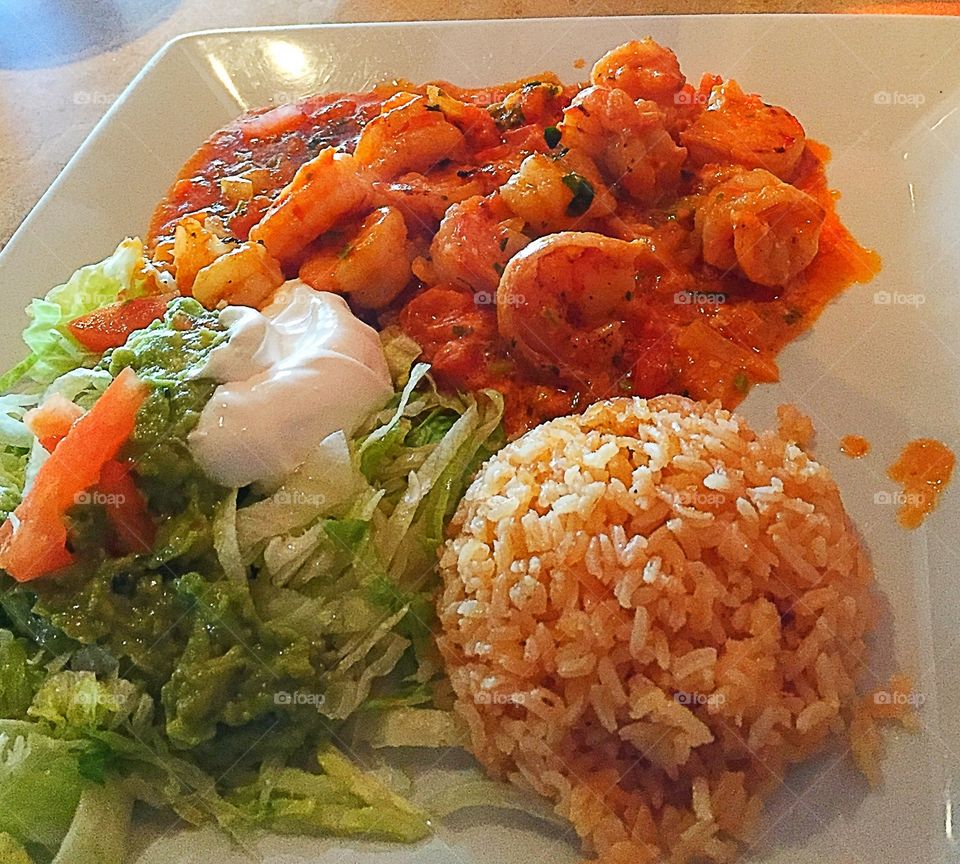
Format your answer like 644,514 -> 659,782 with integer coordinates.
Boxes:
437,396 -> 877,864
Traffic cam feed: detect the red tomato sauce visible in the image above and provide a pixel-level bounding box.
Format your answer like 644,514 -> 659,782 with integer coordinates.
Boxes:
148,75 -> 880,437
887,438 -> 955,529
840,434 -> 871,458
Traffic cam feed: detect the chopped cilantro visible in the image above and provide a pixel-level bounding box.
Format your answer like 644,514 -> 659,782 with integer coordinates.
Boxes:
733,371 -> 750,394
544,125 -> 562,148
562,172 -> 595,217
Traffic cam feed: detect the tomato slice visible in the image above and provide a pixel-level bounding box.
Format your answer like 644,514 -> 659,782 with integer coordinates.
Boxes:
0,368 -> 148,582
98,460 -> 156,556
23,394 -> 86,452
67,294 -> 175,353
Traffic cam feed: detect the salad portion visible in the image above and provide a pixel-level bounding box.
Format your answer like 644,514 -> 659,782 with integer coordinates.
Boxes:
0,239 -> 503,863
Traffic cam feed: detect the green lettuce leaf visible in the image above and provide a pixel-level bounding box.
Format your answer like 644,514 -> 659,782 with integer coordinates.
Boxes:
229,743 -> 430,843
3,238 -> 162,391
378,325 -> 422,388
0,729 -> 87,849
352,707 -> 466,749
0,630 -> 45,720
0,832 -> 31,864
50,780 -> 134,864
28,671 -> 150,734
0,394 -> 37,523
423,770 -> 569,832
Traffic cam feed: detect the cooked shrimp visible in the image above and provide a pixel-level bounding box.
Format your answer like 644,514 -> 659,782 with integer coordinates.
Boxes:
499,150 -> 616,234
497,231 -> 681,379
354,92 -> 467,180
299,206 -> 414,309
487,77 -> 566,128
173,216 -> 233,292
590,38 -> 686,107
428,194 -> 530,294
371,167 -> 487,232
560,86 -> 686,205
249,147 -> 371,264
425,85 -> 501,148
191,241 -> 285,309
695,167 -> 825,287
681,80 -> 806,180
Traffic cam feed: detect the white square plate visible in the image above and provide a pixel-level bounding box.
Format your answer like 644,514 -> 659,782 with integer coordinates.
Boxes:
2,15 -> 959,864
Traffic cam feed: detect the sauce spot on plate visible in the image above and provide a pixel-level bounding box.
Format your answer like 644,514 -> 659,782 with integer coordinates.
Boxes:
887,438 -> 955,529
840,434 -> 871,458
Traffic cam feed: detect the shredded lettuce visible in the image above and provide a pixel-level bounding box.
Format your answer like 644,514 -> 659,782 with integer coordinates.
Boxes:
7,238 -> 162,390
0,630 -> 45,721
50,780 -> 133,864
28,671 -> 150,734
0,278 -> 509,860
0,240 -> 161,523
352,707 -> 467,749
212,491 -> 246,583
0,729 -> 88,850
234,365 -> 503,731
0,832 -> 31,864
228,744 -> 430,843
423,770 -> 569,832
236,431 -> 367,553
379,325 -> 422,388
0,395 -> 35,523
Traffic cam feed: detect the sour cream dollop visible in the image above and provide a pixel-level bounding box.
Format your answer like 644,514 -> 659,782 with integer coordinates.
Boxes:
188,280 -> 392,489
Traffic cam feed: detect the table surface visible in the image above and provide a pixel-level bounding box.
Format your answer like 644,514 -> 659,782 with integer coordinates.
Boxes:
0,0 -> 956,250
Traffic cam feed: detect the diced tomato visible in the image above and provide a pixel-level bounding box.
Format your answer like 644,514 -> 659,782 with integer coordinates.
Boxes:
23,394 -> 85,452
67,294 -> 175,353
97,460 -> 156,555
399,286 -> 499,392
629,342 -> 676,398
0,368 -> 148,582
